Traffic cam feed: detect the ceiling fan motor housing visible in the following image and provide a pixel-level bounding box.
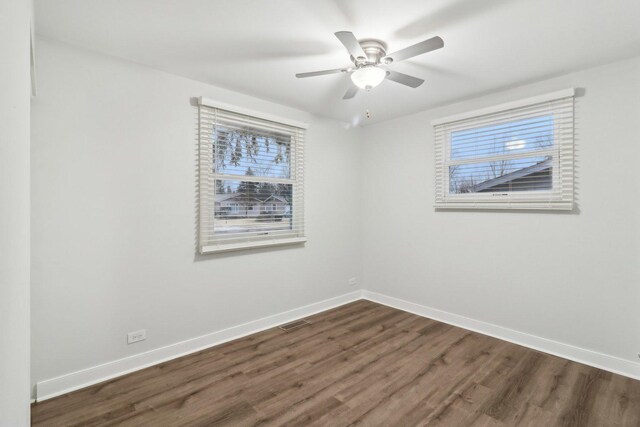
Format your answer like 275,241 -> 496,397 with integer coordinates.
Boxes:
352,39 -> 387,66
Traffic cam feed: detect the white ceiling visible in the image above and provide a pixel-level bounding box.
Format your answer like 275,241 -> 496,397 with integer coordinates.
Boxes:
35,0 -> 640,125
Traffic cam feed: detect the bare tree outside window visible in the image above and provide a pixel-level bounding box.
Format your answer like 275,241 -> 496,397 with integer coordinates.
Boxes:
212,127 -> 294,234
448,115 -> 554,194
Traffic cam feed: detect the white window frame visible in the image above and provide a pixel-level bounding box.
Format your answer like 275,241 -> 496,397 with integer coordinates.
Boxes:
198,97 -> 308,254
433,88 -> 575,210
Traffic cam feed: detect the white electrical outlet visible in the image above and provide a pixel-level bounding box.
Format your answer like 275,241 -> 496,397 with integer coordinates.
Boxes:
348,277 -> 357,286
127,329 -> 146,344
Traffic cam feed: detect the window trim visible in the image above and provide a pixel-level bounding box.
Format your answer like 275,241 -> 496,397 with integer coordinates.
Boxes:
201,237 -> 308,254
199,97 -> 309,130
198,98 -> 308,254
432,89 -> 575,211
431,89 -> 575,126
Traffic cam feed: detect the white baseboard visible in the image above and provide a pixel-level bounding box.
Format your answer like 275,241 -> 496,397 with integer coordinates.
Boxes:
35,290 -> 364,401
36,288 -> 639,402
362,290 -> 640,381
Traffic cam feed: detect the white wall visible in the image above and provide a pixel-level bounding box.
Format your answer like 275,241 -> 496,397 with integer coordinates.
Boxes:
361,56 -> 640,366
31,36 -> 640,398
0,0 -> 32,424
31,38 -> 362,392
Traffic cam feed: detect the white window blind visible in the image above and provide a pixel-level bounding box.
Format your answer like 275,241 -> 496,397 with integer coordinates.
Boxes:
198,98 -> 307,253
433,89 -> 575,210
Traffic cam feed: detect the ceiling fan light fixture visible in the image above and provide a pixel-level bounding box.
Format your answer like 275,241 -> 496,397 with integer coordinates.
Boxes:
295,31 -> 443,100
350,66 -> 386,90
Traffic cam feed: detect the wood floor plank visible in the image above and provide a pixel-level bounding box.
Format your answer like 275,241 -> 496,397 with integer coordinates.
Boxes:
32,300 -> 640,426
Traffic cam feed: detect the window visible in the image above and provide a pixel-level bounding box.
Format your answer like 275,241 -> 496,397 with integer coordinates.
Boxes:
198,98 -> 307,253
433,89 -> 575,210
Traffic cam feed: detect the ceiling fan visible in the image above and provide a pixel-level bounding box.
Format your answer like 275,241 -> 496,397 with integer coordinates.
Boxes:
295,31 -> 444,99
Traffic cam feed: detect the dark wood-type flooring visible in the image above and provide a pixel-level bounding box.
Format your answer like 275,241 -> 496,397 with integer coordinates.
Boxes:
32,300 -> 640,426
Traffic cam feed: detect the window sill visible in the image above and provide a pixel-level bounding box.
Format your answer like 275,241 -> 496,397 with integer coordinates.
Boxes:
434,202 -> 573,211
200,237 -> 307,254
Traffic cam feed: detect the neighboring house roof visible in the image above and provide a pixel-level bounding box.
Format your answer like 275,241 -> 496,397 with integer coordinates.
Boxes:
214,193 -> 240,202
471,158 -> 551,192
214,193 -> 289,203
262,195 -> 288,204
214,193 -> 261,203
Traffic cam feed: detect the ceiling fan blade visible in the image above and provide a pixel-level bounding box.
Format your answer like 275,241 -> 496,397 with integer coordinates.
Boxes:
296,68 -> 350,78
335,31 -> 368,61
385,70 -> 424,88
343,84 -> 359,100
383,36 -> 444,63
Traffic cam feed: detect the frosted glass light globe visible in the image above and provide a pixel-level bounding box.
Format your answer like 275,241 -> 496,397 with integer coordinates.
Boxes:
350,66 -> 386,90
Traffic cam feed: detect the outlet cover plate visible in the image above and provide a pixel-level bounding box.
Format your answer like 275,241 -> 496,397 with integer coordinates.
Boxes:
127,329 -> 146,344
